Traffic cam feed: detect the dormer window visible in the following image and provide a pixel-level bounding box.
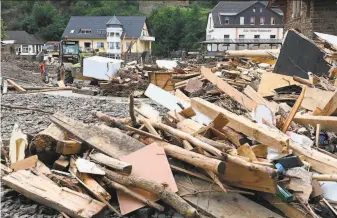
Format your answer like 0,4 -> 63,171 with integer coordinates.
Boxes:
80,29 -> 91,34
253,7 -> 256,12
70,30 -> 74,34
224,17 -> 229,25
97,29 -> 106,35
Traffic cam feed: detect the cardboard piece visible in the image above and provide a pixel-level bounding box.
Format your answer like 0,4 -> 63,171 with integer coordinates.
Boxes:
117,143 -> 178,215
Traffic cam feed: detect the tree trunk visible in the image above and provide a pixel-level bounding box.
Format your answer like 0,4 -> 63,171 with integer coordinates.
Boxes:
102,177 -> 164,212
105,169 -> 200,218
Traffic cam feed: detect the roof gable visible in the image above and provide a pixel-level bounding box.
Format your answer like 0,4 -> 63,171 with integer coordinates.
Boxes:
62,16 -> 146,39
106,15 -> 122,26
4,31 -> 44,44
236,1 -> 283,17
211,1 -> 283,28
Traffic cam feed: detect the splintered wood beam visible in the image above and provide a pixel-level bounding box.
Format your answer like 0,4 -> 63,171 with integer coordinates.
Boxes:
293,115 -> 337,132
282,86 -> 306,133
191,97 -> 289,152
7,79 -> 26,93
3,170 -> 105,218
201,67 -> 257,111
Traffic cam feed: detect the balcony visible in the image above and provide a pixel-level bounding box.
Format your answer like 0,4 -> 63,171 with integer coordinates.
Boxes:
139,36 -> 155,41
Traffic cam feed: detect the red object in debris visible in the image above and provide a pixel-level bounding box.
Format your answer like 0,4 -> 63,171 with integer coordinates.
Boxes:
40,62 -> 45,75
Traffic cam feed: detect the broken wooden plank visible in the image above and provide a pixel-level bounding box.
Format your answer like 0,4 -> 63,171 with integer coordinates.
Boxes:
9,124 -> 27,164
191,97 -> 289,152
176,175 -> 282,218
50,113 -> 145,159
243,85 -> 279,113
75,158 -> 105,175
175,89 -> 191,103
201,66 -> 257,111
281,86 -> 306,133
89,152 -> 132,175
225,49 -> 280,58
257,73 -> 301,97
313,90 -> 337,116
56,140 -> 82,155
302,87 -> 334,111
53,155 -> 69,171
7,79 -> 26,93
78,173 -> 111,201
3,170 -> 105,218
10,155 -> 38,171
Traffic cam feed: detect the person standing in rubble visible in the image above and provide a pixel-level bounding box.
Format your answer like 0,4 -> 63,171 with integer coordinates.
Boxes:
39,60 -> 49,83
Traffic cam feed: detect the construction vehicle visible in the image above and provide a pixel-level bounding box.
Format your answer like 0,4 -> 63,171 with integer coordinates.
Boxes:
56,40 -> 80,84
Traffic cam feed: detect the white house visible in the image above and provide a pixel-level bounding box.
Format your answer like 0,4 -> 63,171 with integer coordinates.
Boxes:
4,31 -> 44,56
106,16 -> 123,59
205,1 -> 284,52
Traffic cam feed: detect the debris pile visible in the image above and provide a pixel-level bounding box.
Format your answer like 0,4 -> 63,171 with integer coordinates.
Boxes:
1,29 -> 337,218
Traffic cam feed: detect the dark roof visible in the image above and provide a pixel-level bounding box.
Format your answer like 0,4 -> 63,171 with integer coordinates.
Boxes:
4,31 -> 44,44
212,1 -> 283,27
106,16 -> 122,26
62,16 -> 146,39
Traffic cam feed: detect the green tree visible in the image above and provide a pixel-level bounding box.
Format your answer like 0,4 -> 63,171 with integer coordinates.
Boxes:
1,19 -> 7,40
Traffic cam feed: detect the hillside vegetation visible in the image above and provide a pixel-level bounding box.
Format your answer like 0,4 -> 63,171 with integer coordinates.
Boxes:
2,1 -> 216,56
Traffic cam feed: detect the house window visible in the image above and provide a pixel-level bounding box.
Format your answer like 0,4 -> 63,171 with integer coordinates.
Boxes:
70,30 -> 74,34
292,0 -> 302,18
260,17 -> 265,25
109,32 -> 114,37
116,32 -> 120,37
254,35 -> 260,39
240,17 -> 244,25
270,35 -> 276,39
224,35 -> 230,39
250,17 -> 255,25
97,42 -> 104,48
224,17 -> 229,25
97,29 -> 106,35
22,45 -> 29,53
253,7 -> 256,12
109,42 -> 115,49
271,17 -> 275,25
116,42 -> 121,49
209,17 -> 212,29
260,8 -> 263,12
80,29 -> 91,34
239,35 -> 244,39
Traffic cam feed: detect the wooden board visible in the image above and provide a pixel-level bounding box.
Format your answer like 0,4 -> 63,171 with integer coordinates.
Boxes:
176,175 -> 282,218
10,155 -> 38,171
259,193 -> 313,218
191,97 -> 289,152
313,90 -> 337,116
117,143 -> 178,215
281,86 -> 306,133
294,115 -> 337,132
243,85 -> 279,113
7,79 -> 26,93
302,87 -> 334,111
3,170 -> 105,218
201,66 -> 257,111
50,113 -> 145,159
257,73 -> 301,97
177,119 -> 204,135
149,72 -> 174,91
9,124 -> 27,164
89,152 -> 132,175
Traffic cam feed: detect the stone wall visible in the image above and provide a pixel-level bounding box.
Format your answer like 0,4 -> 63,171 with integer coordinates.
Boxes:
139,0 -> 189,14
281,0 -> 337,38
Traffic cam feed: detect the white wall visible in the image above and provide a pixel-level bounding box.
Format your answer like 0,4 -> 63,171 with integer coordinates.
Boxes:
206,27 -> 283,51
107,27 -> 123,56
16,44 -> 43,55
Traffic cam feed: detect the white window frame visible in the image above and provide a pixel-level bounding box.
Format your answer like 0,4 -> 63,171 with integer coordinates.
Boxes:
270,35 -> 276,39
260,17 -> 265,25
253,7 -> 256,12
240,17 -> 244,25
224,17 -> 229,25
239,35 -> 245,39
224,35 -> 230,39
115,32 -> 120,37
254,35 -> 260,39
22,45 -> 29,53
260,8 -> 263,13
271,17 -> 275,25
116,42 -> 121,49
97,42 -> 104,48
250,17 -> 255,25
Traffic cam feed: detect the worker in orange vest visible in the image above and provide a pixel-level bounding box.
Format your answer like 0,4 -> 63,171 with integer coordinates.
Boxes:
39,60 -> 49,83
